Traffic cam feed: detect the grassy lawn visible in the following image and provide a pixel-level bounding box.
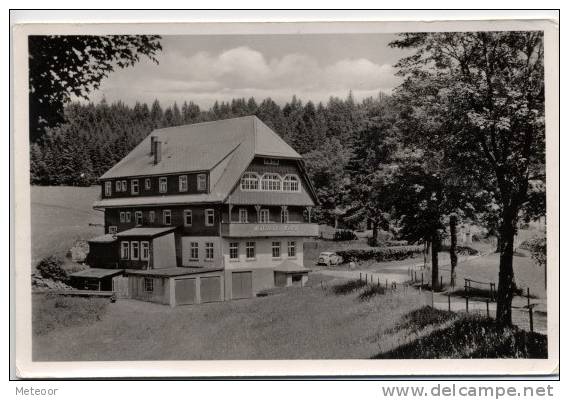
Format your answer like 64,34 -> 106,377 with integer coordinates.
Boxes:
373,307 -> 547,359
32,275 -> 547,361
440,250 -> 546,300
33,273 -> 431,361
31,185 -> 103,266
32,293 -> 109,336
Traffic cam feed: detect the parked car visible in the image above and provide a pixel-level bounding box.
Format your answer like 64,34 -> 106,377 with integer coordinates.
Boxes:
317,251 -> 343,266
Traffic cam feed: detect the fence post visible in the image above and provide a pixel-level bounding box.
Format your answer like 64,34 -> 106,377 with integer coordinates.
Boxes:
529,306 -> 534,333
486,298 -> 490,318
359,272 -> 362,283
440,275 -> 443,291
421,272 -> 424,288
527,287 -> 531,308
414,271 -> 417,282
448,294 -> 451,312
465,294 -> 469,313
365,274 -> 368,284
431,288 -> 434,308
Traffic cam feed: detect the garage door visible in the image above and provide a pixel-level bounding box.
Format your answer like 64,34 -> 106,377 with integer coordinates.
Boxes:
232,271 -> 253,299
175,278 -> 197,305
200,276 -> 222,303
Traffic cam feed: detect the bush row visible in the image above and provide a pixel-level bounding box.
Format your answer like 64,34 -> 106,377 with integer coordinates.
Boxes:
336,245 -> 424,263
333,229 -> 358,241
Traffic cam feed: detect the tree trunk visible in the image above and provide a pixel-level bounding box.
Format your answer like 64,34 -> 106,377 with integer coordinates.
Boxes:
449,214 -> 458,287
495,234 -> 502,253
495,205 -> 517,326
371,220 -> 378,247
431,232 -> 439,291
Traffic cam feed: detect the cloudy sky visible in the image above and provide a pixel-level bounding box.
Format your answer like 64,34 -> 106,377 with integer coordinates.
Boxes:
89,33 -> 410,108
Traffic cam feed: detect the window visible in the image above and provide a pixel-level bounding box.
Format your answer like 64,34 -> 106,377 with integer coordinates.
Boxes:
189,242 -> 199,260
163,210 -> 171,225
184,210 -> 192,226
240,173 -> 259,191
272,241 -> 281,258
144,278 -> 153,292
281,208 -> 289,223
120,212 -> 125,223
145,178 -> 151,190
229,242 -> 239,260
205,242 -> 214,261
205,209 -> 215,226
135,211 -> 143,225
238,208 -> 248,223
108,226 -> 118,234
246,241 -> 256,259
120,242 -> 130,259
141,241 -> 150,261
197,174 -> 207,191
159,177 -> 168,193
261,173 -> 282,191
283,175 -> 300,192
149,211 -> 155,223
264,158 -> 280,166
259,209 -> 270,223
105,181 -> 112,196
121,180 -> 127,192
288,241 -> 297,258
131,241 -> 140,260
179,175 -> 188,192
125,212 -> 131,223
115,181 -> 121,192
131,179 -> 139,195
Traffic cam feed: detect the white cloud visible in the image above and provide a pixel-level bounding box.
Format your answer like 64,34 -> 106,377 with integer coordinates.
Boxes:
93,46 -> 401,107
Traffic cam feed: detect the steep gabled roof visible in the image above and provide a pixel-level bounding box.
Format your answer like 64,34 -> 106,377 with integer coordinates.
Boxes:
95,116 -> 311,208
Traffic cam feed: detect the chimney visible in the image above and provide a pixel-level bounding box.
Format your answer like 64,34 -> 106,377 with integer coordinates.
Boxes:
150,136 -> 156,155
153,141 -> 162,165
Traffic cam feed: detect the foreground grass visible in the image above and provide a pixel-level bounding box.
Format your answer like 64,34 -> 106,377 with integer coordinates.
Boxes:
33,274 -> 426,361
374,307 -> 547,359
32,293 -> 109,336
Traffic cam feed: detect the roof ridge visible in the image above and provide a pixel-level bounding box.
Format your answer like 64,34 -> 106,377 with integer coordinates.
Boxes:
153,115 -> 257,133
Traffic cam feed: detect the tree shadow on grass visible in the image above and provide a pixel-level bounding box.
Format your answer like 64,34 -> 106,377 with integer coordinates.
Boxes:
373,307 -> 548,359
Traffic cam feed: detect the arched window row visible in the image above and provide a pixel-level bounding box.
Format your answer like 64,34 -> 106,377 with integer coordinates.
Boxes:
240,173 -> 301,193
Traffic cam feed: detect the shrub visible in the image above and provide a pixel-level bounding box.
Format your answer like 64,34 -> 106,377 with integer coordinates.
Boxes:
440,244 -> 479,256
333,229 -> 358,241
382,240 -> 409,247
521,237 -> 546,267
36,256 -> 68,283
358,285 -> 386,301
336,245 -> 423,263
332,279 -> 367,295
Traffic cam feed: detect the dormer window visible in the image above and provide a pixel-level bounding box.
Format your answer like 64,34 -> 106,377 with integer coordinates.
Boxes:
159,177 -> 168,193
115,181 -> 121,192
145,178 -> 151,190
131,179 -> 139,195
261,173 -> 282,191
121,180 -> 127,192
283,175 -> 300,192
197,174 -> 207,191
179,175 -> 188,192
240,173 -> 259,191
105,181 -> 112,197
264,158 -> 280,166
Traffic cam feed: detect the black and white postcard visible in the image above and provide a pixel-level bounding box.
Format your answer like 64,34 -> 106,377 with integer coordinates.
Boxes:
11,14 -> 559,378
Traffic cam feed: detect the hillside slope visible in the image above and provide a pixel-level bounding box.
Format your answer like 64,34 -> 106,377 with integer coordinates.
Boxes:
31,186 -> 104,266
